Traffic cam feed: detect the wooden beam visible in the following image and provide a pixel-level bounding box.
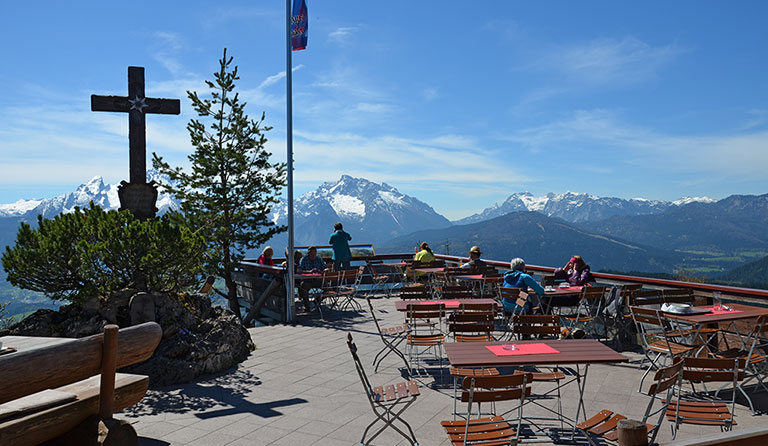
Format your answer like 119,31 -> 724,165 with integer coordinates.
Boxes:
243,278 -> 282,326
0,322 -> 161,405
98,325 -> 118,420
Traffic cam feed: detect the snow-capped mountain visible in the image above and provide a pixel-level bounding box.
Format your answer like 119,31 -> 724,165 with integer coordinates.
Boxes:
0,169 -> 180,219
269,175 -> 452,245
454,191 -> 714,225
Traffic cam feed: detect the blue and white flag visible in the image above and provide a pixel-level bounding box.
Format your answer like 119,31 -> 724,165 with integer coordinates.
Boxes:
291,0 -> 308,51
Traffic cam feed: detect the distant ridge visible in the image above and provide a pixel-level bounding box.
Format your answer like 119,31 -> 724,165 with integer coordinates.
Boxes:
0,169 -> 180,219
381,211 -> 682,273
454,191 -> 714,224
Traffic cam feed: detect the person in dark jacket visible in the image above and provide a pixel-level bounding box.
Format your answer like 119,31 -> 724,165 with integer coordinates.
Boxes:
329,222 -> 352,271
553,255 -> 594,286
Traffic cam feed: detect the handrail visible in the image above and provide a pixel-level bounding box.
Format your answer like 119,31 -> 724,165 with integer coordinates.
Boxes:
434,254 -> 768,300
235,253 -> 768,300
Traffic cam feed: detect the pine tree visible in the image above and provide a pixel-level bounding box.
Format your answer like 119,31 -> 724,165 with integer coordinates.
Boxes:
152,49 -> 286,317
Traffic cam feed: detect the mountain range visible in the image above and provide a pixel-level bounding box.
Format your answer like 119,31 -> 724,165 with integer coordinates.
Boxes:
1,174 -> 766,275
454,191 -> 715,224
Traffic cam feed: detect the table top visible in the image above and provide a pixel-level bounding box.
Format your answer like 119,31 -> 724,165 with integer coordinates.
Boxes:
544,285 -> 583,295
395,298 -> 499,311
663,303 -> 768,324
453,274 -> 501,281
444,339 -> 628,367
294,272 -> 325,279
412,267 -> 445,273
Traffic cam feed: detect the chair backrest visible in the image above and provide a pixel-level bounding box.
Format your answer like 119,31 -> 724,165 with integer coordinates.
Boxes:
619,283 -> 643,300
412,259 -> 445,269
644,357 -> 684,444
633,289 -> 664,306
406,303 -> 446,320
460,373 -> 532,403
629,305 -> 666,328
580,286 -> 606,301
346,333 -> 375,401
365,295 -> 385,335
682,357 -> 746,384
449,303 -> 496,338
442,285 -> 473,300
512,314 -> 561,337
399,283 -> 430,299
662,288 -> 695,304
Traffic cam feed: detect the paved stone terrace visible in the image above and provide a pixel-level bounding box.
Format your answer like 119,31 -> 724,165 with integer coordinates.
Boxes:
124,296 -> 768,445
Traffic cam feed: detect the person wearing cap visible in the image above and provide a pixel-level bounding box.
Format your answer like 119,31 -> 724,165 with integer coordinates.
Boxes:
461,246 -> 487,269
554,255 -> 594,286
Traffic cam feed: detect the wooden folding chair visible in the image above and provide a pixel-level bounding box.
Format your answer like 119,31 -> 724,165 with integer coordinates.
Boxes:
346,333 -> 420,446
498,287 -> 530,341
406,302 -> 446,374
630,306 -> 695,393
562,286 -> 608,339
579,357 -> 683,445
712,314 -> 768,415
511,315 -> 567,426
365,260 -> 398,297
441,284 -> 474,300
320,269 -> 361,313
668,356 -> 745,439
365,295 -> 411,375
399,283 -> 430,300
448,303 -> 500,419
441,373 -> 532,446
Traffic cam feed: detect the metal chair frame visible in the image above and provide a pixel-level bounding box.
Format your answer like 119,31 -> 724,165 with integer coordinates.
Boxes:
347,333 -> 420,446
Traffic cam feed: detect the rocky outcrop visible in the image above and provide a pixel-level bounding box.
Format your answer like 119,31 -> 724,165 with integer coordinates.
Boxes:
4,291 -> 254,387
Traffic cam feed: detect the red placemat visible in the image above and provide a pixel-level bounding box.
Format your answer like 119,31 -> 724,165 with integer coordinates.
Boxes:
419,300 -> 461,307
486,343 -> 560,356
706,306 -> 744,315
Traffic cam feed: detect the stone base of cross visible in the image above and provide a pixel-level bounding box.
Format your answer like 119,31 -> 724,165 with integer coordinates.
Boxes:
118,181 -> 159,220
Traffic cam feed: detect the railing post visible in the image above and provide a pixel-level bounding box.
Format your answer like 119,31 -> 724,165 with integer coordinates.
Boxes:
99,324 -> 119,420
617,419 -> 648,446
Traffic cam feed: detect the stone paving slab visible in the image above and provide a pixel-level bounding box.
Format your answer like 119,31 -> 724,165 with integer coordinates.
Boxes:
123,295 -> 768,445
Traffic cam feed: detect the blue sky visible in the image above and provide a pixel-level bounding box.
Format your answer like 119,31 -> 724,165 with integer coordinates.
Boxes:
1,1 -> 767,219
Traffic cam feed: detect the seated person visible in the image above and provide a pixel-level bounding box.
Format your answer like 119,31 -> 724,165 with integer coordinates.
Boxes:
410,242 -> 436,281
502,258 -> 545,314
298,246 -> 327,312
553,255 -> 594,286
461,245 -> 487,270
257,246 -> 275,266
280,247 -> 302,269
414,242 -> 436,263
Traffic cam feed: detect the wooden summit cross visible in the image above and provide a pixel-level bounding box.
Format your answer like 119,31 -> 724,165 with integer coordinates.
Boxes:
91,66 -> 180,219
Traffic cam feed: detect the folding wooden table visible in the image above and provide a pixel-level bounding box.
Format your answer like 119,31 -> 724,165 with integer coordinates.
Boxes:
445,339 -> 628,443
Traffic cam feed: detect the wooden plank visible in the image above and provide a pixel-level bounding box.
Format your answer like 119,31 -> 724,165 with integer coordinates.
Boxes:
384,384 -> 396,401
659,425 -> 768,446
395,382 -> 407,399
0,373 -> 148,446
0,322 -> 161,405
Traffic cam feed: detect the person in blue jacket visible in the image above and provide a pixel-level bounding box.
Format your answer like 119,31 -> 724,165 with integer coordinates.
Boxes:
502,257 -> 545,314
329,222 -> 352,271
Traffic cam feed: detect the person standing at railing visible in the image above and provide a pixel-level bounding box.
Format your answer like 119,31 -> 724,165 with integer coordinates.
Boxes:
329,222 -> 352,271
502,258 -> 545,314
553,255 -> 594,286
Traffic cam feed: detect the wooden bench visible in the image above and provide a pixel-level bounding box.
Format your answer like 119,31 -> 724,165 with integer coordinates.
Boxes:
0,322 -> 162,445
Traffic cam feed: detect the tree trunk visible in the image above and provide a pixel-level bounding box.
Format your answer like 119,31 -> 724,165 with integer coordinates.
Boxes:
225,275 -> 241,319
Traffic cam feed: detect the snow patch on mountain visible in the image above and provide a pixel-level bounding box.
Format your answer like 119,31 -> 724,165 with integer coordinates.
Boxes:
672,196 -> 716,206
0,199 -> 43,217
330,194 -> 365,218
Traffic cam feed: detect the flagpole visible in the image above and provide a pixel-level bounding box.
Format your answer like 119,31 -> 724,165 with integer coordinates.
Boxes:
285,0 -> 296,323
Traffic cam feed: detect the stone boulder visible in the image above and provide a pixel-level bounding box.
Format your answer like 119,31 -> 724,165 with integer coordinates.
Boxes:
4,291 -> 254,387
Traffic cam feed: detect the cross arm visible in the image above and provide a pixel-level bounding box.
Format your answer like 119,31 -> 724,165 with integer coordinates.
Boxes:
91,95 -> 180,115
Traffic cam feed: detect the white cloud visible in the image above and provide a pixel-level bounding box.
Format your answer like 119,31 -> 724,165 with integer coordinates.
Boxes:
258,64 -> 304,89
151,31 -> 190,77
503,109 -> 768,179
329,26 -> 360,45
535,36 -> 682,85
356,102 -> 394,113
422,87 -> 439,101
740,109 -> 768,131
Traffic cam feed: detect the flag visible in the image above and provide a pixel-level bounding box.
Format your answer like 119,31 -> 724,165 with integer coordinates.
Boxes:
291,0 -> 308,51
